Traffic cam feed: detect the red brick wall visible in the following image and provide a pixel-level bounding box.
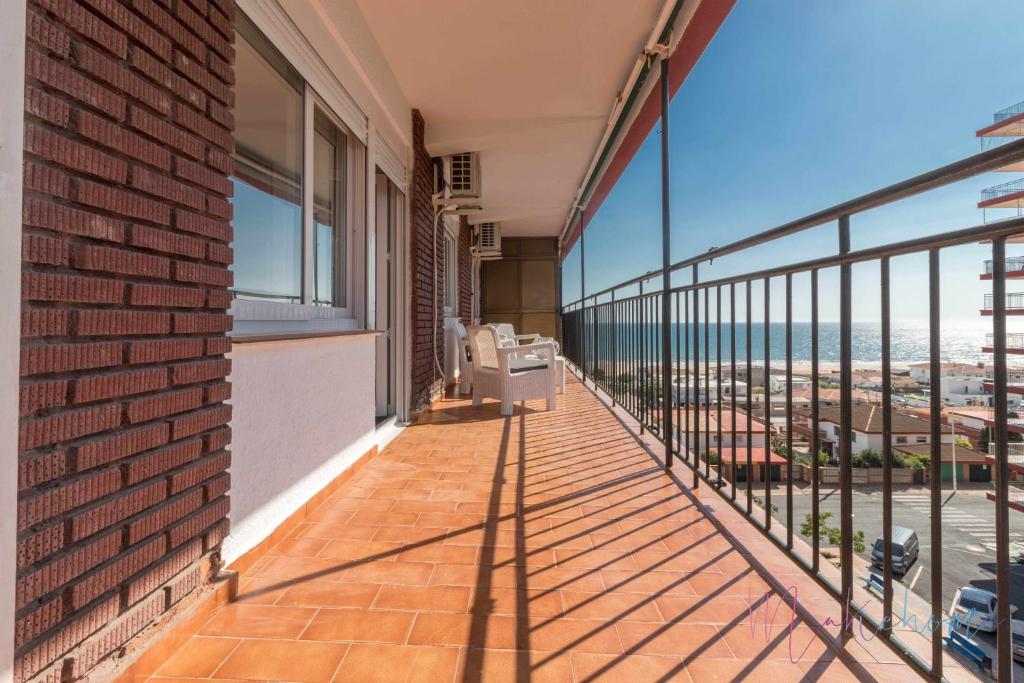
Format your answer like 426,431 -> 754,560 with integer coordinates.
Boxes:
458,216 -> 473,323
409,110 -> 444,410
17,1 -> 234,680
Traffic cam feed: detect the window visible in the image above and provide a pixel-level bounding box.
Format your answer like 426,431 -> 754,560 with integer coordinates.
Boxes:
232,16 -> 303,303
231,13 -> 362,323
896,436 -> 908,445
313,109 -> 347,307
443,226 -> 457,315
916,436 -> 928,444
833,425 -> 840,438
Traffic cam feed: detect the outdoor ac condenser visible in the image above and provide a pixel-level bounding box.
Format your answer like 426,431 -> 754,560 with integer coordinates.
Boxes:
473,222 -> 501,260
443,152 -> 481,200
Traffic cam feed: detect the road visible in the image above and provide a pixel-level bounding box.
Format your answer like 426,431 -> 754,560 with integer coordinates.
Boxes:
754,482 -> 1024,676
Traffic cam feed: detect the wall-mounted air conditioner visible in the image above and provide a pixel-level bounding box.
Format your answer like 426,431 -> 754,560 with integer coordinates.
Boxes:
443,152 -> 481,200
473,222 -> 501,260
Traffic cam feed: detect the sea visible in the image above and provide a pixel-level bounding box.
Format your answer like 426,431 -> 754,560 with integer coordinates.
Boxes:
583,322 -> 992,365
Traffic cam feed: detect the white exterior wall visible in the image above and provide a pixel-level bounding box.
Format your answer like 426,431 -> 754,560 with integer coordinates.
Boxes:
223,335 -> 400,564
0,1 -> 25,679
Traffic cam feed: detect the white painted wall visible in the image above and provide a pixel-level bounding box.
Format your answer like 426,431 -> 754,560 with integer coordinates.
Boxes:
223,335 -> 397,564
0,1 -> 25,680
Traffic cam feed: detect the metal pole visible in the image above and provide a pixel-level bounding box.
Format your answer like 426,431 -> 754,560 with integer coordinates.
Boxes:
928,247 -> 942,677
660,56 -> 673,470
993,238 -> 1011,681
838,215 -> 853,632
579,209 -> 586,384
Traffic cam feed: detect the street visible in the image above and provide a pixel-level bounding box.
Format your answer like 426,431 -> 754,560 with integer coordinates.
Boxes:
755,482 -> 1024,677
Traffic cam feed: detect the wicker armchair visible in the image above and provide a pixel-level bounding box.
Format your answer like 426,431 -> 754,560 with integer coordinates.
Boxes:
493,323 -> 560,355
455,321 -> 473,395
467,325 -> 556,416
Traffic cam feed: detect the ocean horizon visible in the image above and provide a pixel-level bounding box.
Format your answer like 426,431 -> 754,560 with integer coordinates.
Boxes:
583,321 -> 997,364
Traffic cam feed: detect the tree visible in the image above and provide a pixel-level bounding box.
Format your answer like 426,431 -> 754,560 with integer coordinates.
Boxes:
801,512 -> 866,553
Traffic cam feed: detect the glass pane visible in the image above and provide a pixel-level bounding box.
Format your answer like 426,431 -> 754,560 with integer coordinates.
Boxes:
313,109 -> 347,307
230,22 -> 303,302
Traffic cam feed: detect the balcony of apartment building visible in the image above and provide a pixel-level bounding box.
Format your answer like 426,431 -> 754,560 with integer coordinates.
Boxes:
8,1 -> 1024,682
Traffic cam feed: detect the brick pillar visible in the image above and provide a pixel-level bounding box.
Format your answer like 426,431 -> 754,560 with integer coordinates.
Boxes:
17,1 -> 234,680
458,215 -> 473,323
408,110 -> 444,410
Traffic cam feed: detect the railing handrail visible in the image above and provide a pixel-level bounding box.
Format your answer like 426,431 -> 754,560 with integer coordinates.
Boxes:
563,136 -> 1024,310
984,256 -> 1024,273
995,99 -> 1024,122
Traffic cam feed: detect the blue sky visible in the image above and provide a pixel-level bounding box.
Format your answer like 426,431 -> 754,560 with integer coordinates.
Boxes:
562,0 -> 1024,324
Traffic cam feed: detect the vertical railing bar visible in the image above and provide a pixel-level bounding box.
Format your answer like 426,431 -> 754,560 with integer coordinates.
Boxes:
746,279 -> 753,513
785,272 -> 793,549
993,237 -> 1011,682
640,282 -> 646,434
881,257 -> 894,636
704,287 -> 710,479
675,291 -> 681,456
692,265 -> 700,489
684,289 -> 690,465
811,269 -> 821,572
611,293 -> 617,405
716,286 -> 723,484
731,282 -> 737,501
928,247 -> 943,677
764,276 -> 771,530
839,215 -> 853,634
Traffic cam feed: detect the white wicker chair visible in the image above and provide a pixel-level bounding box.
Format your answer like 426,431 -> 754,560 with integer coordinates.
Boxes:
467,325 -> 556,416
493,323 -> 560,355
455,321 -> 474,395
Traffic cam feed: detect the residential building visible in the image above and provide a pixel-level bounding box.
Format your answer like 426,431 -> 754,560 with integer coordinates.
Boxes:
678,407 -> 767,450
907,361 -> 989,385
793,405 -> 953,458
938,374 -> 993,406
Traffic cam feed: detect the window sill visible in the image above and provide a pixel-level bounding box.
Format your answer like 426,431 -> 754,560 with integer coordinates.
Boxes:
231,322 -> 383,344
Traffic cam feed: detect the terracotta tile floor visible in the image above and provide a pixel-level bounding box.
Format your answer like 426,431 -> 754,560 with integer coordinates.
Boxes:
145,375 -> 923,682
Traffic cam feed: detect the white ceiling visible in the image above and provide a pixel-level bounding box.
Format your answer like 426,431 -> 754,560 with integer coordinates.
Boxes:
354,0 -> 665,237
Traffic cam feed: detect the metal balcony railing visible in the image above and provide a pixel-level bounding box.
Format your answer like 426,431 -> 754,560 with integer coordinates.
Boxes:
984,256 -> 1024,274
995,100 -> 1024,123
562,134 -> 1024,681
984,292 -> 1024,309
986,332 -> 1024,348
981,177 -> 1024,202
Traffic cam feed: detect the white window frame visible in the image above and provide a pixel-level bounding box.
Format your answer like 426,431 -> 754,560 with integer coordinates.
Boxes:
231,10 -> 368,338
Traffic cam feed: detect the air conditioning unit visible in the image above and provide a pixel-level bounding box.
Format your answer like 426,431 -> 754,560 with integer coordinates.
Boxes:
443,152 -> 481,200
473,222 -> 501,260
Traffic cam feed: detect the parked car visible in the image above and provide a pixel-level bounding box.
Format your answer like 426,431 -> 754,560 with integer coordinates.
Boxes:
1012,620 -> 1024,662
870,526 -> 919,576
951,587 -> 1017,633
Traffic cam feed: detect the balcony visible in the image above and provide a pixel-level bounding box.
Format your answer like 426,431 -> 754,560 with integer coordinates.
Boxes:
136,377 -> 915,681
981,292 -> 1024,315
979,177 -> 1024,211
983,332 -> 1024,353
977,99 -> 1024,139
981,257 -> 1024,279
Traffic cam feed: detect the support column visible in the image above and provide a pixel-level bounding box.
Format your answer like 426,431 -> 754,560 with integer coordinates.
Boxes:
659,56 -> 673,470
580,210 -> 586,383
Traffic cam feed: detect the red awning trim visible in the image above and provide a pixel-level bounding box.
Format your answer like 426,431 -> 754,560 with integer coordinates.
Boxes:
561,0 -> 735,262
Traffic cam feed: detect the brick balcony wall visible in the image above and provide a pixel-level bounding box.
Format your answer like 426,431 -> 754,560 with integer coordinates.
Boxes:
409,109 -> 445,411
17,1 -> 235,680
458,215 -> 473,323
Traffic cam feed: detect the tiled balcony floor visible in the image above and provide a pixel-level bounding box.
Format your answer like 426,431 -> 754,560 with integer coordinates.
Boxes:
144,375 -> 921,682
